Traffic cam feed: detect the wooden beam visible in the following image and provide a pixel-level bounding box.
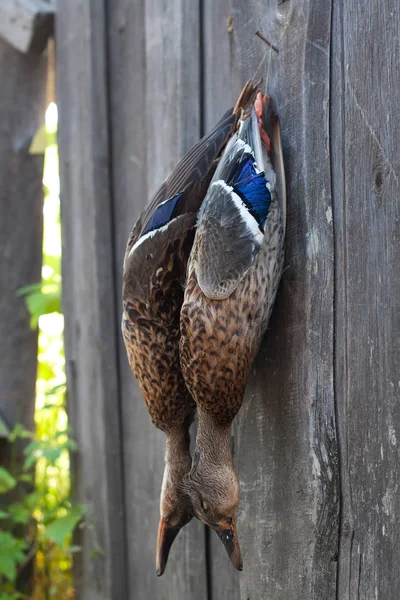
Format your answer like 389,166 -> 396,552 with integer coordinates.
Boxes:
0,0 -> 55,54
56,2 -> 127,598
332,0 -> 400,597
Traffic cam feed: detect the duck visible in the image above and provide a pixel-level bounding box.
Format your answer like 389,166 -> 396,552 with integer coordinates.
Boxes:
179,89 -> 286,571
121,81 -> 261,575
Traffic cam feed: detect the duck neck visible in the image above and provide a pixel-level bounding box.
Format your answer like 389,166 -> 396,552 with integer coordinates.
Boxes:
165,426 -> 191,464
164,426 -> 192,490
194,408 -> 233,472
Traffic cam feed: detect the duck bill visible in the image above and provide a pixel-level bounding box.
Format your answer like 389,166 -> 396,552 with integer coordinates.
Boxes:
214,518 -> 243,571
156,517 -> 182,576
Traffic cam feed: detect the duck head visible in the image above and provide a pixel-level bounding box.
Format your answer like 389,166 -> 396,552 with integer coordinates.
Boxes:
180,460 -> 243,571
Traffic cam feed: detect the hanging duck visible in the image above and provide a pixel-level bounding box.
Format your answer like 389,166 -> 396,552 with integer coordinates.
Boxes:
179,89 -> 286,571
121,81 -> 260,575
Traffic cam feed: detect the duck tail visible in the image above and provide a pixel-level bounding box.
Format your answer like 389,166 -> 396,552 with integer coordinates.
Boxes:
233,79 -> 261,123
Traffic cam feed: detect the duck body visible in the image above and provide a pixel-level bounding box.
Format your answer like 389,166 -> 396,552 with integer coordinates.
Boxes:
122,108 -> 238,433
180,198 -> 283,425
180,103 -> 284,424
122,217 -> 196,432
121,90 -> 257,574
179,92 -> 286,570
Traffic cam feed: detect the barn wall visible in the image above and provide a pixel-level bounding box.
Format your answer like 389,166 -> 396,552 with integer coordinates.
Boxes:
57,1 -> 400,598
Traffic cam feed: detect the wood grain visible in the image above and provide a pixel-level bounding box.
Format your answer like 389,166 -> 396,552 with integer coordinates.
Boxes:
57,2 -> 126,599
332,1 -> 400,598
203,2 -> 339,598
0,37 -> 46,434
107,0 -> 207,597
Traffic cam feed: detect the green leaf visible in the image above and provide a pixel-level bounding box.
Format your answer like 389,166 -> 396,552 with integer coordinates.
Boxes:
0,468 -> 17,494
37,360 -> 57,381
24,447 -> 62,470
7,503 -> 31,525
42,253 -> 61,276
44,505 -> 84,546
8,424 -> 33,443
0,532 -> 28,582
17,281 -> 61,328
44,382 -> 66,396
0,510 -> 9,519
29,123 -> 57,154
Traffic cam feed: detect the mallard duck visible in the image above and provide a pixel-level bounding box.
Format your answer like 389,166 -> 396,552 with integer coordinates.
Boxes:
179,89 -> 286,570
121,83 -> 259,575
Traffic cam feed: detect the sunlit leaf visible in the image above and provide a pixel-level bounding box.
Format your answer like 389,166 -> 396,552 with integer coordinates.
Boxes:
17,281 -> 61,328
44,505 -> 85,546
42,253 -> 61,275
37,360 -> 57,381
23,444 -> 63,470
44,382 -> 66,397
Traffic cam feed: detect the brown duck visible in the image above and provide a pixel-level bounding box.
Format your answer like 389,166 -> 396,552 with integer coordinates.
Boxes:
121,82 -> 260,575
179,90 -> 286,570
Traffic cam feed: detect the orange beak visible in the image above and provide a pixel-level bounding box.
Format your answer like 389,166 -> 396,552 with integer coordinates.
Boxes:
214,517 -> 243,571
156,517 -> 182,576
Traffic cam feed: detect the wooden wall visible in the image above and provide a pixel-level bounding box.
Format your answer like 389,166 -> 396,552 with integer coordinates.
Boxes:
57,1 -> 400,598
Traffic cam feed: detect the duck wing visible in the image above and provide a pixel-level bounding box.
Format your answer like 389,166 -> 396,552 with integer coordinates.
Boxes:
194,107 -> 281,300
125,108 -> 237,260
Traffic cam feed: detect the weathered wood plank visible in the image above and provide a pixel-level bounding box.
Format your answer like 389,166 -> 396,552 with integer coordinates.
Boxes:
56,2 -> 127,599
0,35 -> 47,596
107,0 -> 207,597
0,37 -> 46,433
333,1 -> 400,598
203,2 -> 339,599
0,0 -> 54,54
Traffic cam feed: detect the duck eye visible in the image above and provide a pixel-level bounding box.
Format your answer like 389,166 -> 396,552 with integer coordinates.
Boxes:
200,499 -> 208,513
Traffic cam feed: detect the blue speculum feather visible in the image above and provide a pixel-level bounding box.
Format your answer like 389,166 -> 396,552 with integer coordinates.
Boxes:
228,153 -> 271,231
141,192 -> 183,236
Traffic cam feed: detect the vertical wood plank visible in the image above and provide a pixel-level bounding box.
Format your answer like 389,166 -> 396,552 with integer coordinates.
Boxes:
0,37 -> 46,434
0,36 -> 47,595
57,2 -> 127,599
333,1 -> 400,597
203,2 -> 339,599
107,0 -> 207,597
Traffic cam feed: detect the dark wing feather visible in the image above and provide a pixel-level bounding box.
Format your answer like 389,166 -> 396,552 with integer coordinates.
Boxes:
125,109 -> 236,255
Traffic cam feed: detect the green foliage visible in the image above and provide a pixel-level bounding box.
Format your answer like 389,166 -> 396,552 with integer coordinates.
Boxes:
0,469 -> 17,494
0,533 -> 28,582
1,104 -> 82,599
0,426 -> 84,596
44,504 -> 84,547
